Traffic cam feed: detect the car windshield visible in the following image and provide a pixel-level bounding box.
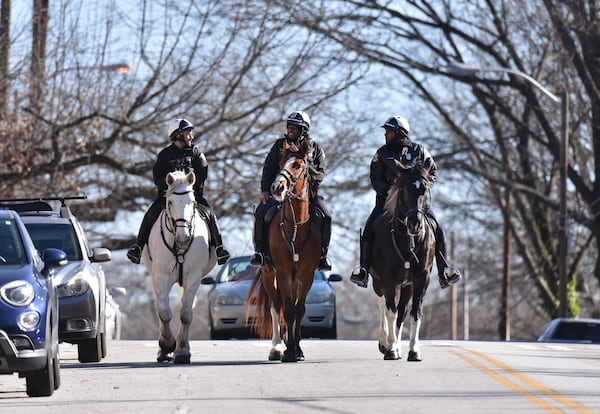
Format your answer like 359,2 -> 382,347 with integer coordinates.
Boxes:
554,321 -> 600,343
0,218 -> 26,265
24,223 -> 82,261
220,259 -> 258,283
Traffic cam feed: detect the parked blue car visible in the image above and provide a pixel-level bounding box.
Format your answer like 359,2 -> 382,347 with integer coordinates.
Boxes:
0,210 -> 67,397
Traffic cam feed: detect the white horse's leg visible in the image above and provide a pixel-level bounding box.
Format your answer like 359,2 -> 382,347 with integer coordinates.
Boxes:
173,281 -> 199,364
377,295 -> 388,352
268,305 -> 284,361
152,275 -> 176,361
377,295 -> 399,360
407,317 -> 422,361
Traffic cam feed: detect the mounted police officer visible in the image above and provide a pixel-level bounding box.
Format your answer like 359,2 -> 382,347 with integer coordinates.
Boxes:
350,115 -> 461,289
250,111 -> 332,271
127,118 -> 230,265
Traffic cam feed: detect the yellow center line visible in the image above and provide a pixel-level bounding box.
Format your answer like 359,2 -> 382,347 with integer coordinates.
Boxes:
452,351 -> 563,413
453,348 -> 594,414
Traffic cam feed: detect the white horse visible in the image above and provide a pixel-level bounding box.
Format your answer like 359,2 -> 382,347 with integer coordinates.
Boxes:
143,170 -> 217,364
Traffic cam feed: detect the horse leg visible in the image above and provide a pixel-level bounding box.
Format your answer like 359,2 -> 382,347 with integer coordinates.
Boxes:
294,301 -> 306,362
154,278 -> 176,362
377,295 -> 399,360
268,305 -> 284,361
281,297 -> 298,363
407,277 -> 426,362
173,284 -> 199,364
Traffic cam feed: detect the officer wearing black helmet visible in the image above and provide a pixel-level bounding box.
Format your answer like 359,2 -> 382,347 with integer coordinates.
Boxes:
350,115 -> 461,289
250,110 -> 332,271
127,118 -> 230,265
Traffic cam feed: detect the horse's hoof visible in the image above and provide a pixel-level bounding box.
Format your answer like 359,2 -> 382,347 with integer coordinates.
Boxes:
159,339 -> 176,354
407,350 -> 422,361
173,354 -> 191,364
282,350 -> 298,363
157,350 -> 173,363
268,349 -> 283,361
384,349 -> 400,360
296,350 -> 305,361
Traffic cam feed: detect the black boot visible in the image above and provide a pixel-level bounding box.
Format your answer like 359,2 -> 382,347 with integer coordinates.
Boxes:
318,215 -> 332,271
250,210 -> 266,267
434,229 -> 461,288
206,210 -> 229,265
127,200 -> 162,265
127,244 -> 142,264
350,228 -> 370,288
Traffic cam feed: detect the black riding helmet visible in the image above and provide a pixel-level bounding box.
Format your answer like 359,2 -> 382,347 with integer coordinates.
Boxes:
286,111 -> 311,140
168,118 -> 196,141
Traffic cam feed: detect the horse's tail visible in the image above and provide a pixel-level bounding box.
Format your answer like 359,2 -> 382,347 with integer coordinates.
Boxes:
245,268 -> 273,339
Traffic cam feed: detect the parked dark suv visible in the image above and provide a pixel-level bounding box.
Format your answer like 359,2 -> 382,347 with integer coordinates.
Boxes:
1,197 -> 111,363
0,209 -> 66,396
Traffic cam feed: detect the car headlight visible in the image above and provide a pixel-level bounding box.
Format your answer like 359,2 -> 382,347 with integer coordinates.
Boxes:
57,272 -> 90,297
0,280 -> 35,307
306,291 -> 334,304
18,311 -> 40,331
214,294 -> 244,305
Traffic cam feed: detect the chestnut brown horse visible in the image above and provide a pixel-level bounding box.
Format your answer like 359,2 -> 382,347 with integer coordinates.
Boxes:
247,140 -> 321,362
370,162 -> 435,361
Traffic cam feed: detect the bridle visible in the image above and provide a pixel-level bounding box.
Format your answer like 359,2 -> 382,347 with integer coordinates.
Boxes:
274,153 -> 311,264
161,188 -> 197,284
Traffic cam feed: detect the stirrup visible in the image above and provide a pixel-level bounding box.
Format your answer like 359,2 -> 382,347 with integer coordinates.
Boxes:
350,267 -> 369,288
439,266 -> 461,289
216,246 -> 230,265
250,252 -> 264,267
127,245 -> 141,264
318,256 -> 332,271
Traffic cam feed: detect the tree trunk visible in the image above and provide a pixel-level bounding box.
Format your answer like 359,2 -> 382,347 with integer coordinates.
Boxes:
0,0 -> 10,119
30,0 -> 48,114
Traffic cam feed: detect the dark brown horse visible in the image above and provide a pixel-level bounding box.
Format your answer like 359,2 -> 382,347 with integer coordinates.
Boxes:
247,140 -> 321,362
370,162 -> 435,361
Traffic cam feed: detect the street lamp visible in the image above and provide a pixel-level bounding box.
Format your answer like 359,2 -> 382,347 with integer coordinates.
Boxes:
446,61 -> 569,320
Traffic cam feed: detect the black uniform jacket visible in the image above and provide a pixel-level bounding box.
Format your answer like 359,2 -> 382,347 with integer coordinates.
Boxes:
153,143 -> 208,199
260,137 -> 327,195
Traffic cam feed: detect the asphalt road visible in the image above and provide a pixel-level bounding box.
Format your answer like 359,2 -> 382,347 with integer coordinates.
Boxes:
1,339 -> 598,413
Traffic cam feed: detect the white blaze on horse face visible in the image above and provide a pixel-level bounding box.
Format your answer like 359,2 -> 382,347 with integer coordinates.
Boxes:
272,155 -> 298,202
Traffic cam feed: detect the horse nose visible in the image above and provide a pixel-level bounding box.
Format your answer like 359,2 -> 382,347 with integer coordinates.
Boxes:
271,180 -> 285,197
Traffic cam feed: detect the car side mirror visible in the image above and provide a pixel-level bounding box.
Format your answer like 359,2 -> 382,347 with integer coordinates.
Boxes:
42,248 -> 67,275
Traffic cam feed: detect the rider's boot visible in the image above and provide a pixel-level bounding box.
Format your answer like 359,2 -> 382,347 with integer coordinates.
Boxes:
318,216 -> 332,271
250,214 -> 265,267
430,216 -> 461,289
127,244 -> 142,264
127,199 -> 163,265
208,213 -> 230,265
350,230 -> 370,288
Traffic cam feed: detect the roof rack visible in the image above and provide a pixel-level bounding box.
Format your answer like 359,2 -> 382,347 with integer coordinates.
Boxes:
0,196 -> 87,218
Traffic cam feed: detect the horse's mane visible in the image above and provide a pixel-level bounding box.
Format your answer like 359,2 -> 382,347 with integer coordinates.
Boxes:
383,164 -> 433,220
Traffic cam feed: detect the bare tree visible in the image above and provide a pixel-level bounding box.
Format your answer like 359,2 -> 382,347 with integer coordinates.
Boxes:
273,0 -> 600,318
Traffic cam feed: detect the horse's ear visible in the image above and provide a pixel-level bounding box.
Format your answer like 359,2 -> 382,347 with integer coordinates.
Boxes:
186,171 -> 196,186
299,139 -> 309,155
166,172 -> 175,186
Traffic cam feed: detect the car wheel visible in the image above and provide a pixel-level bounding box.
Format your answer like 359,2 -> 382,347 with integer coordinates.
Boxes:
26,351 -> 55,397
209,316 -> 226,340
52,354 -> 61,390
101,331 -> 107,358
323,311 -> 337,339
78,335 -> 102,363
